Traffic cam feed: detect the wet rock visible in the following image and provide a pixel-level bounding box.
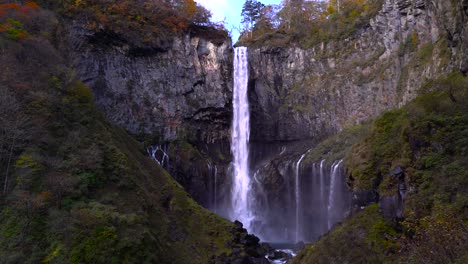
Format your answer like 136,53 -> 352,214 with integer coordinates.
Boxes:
379,195 -> 404,220
293,241 -> 305,251
380,166 -> 407,220
353,190 -> 379,208
268,250 -> 293,260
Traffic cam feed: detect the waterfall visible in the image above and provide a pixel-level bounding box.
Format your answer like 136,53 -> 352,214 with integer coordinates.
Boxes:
214,165 -> 218,214
328,159 -> 343,230
319,159 -> 325,209
147,145 -> 169,168
295,153 -> 307,242
231,47 -> 253,230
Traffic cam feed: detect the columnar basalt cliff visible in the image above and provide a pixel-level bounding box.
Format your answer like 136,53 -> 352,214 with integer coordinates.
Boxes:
248,0 -> 467,142
68,23 -> 233,144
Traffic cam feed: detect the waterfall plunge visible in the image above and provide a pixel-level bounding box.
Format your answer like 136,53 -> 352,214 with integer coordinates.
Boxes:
231,47 -> 254,230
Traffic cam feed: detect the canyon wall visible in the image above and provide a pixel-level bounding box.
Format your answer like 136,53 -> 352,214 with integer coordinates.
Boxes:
248,0 -> 467,142
67,23 -> 234,144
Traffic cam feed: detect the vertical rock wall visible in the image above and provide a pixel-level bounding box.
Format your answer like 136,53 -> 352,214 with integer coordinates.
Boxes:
248,0 -> 467,142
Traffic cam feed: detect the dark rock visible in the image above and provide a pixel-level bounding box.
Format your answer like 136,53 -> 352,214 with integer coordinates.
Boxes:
268,250 -> 293,260
461,59 -> 468,75
67,22 -> 233,144
293,241 -> 305,251
261,242 -> 273,253
379,195 -> 404,220
234,220 -> 244,231
244,234 -> 260,247
463,0 -> 468,16
212,222 -> 271,264
380,167 -> 406,220
391,166 -> 404,176
353,190 -> 379,207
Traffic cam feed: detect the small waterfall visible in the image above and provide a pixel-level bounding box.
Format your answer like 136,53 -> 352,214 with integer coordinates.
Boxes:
319,159 -> 325,209
295,153 -> 307,242
328,160 -> 343,230
319,159 -> 327,233
231,47 -> 253,230
214,165 -> 218,213
147,145 -> 169,168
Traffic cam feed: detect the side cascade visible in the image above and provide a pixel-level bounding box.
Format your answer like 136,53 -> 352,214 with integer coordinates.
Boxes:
295,152 -> 307,243
328,159 -> 343,230
231,47 -> 254,230
147,145 -> 169,168
248,156 -> 351,242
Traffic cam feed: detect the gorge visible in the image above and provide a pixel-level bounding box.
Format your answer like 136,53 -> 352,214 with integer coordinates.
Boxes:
0,0 -> 467,263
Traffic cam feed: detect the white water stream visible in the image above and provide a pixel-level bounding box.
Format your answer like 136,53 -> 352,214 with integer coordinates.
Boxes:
231,47 -> 254,230
328,159 -> 343,229
295,153 -> 307,242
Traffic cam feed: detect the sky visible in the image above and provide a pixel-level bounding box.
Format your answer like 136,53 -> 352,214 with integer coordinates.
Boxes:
195,0 -> 282,42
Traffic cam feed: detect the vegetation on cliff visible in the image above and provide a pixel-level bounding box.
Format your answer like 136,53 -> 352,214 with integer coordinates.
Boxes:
237,0 -> 384,48
293,73 -> 468,263
34,0 -> 228,48
0,2 -> 239,263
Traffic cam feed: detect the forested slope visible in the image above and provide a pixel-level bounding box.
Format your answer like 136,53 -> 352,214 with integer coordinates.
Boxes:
0,2 -> 252,263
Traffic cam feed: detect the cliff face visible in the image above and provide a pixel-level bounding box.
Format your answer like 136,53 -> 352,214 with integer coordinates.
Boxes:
66,25 -> 235,210
248,0 -> 467,142
68,23 -> 233,144
241,0 -> 467,242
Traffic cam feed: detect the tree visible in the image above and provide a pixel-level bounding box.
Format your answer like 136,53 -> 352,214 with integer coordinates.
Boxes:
329,0 -> 344,13
241,0 -> 265,32
191,3 -> 212,26
0,85 -> 29,195
253,5 -> 277,33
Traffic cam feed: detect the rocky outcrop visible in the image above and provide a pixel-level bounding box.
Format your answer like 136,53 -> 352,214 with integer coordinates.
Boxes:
248,0 -> 467,142
67,23 -> 233,144
212,221 -> 271,264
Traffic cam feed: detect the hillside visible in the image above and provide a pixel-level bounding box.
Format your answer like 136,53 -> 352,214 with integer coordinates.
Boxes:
292,74 -> 468,263
0,2 -> 262,263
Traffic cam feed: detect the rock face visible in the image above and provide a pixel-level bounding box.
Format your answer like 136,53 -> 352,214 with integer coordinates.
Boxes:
243,0 -> 467,241
66,24 -> 234,210
212,221 -> 271,264
248,0 -> 467,142
67,23 -> 233,144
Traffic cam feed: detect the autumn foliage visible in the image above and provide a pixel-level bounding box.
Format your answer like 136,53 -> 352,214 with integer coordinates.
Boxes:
0,1 -> 41,40
62,0 -> 215,45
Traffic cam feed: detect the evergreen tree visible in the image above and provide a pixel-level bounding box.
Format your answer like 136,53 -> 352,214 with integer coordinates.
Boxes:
241,0 -> 265,31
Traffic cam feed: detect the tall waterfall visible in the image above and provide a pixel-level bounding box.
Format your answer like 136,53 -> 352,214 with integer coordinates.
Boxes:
231,47 -> 253,230
214,165 -> 218,214
295,153 -> 307,242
